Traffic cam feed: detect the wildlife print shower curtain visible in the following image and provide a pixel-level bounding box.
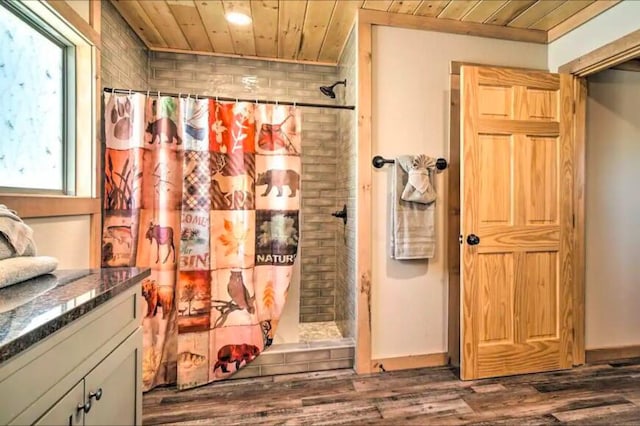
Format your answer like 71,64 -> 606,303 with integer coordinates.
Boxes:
102,92 -> 301,390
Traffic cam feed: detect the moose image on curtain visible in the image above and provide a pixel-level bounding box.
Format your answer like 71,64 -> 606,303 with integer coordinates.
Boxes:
102,92 -> 301,390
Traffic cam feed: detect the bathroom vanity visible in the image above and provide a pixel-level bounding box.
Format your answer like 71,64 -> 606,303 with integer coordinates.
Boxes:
0,268 -> 149,425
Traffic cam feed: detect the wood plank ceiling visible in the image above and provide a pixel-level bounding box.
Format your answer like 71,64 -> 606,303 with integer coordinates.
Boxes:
111,0 -> 614,64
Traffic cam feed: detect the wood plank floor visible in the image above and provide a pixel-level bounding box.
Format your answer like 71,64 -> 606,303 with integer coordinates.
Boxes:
143,358 -> 640,425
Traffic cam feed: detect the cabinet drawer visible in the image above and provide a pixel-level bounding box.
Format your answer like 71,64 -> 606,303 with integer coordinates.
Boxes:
34,380 -> 84,426
0,287 -> 139,425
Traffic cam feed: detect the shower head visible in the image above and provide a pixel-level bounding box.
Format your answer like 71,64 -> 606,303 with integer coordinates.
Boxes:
319,79 -> 347,99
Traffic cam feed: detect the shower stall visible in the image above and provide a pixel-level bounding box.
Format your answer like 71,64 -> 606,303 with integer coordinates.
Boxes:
101,0 -> 358,382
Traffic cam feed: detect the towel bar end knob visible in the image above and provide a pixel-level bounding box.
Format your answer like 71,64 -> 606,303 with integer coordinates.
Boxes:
466,234 -> 480,246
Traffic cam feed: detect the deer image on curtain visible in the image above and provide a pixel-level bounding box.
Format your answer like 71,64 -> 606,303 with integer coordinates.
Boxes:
102,92 -> 301,391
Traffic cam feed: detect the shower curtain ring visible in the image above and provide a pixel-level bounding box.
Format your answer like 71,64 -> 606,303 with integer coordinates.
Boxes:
194,93 -> 198,100
128,89 -> 132,95
146,90 -> 150,98
157,91 -> 160,98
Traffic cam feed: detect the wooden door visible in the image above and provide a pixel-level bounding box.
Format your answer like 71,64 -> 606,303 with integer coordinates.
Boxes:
460,66 -> 574,380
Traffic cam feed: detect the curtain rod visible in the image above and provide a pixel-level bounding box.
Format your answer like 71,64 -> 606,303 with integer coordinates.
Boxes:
103,87 -> 355,111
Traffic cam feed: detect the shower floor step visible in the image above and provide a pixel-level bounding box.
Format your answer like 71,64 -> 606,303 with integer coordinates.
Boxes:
231,338 -> 355,380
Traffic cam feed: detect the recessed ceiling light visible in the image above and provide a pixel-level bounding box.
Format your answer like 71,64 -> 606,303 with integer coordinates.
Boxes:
226,11 -> 252,26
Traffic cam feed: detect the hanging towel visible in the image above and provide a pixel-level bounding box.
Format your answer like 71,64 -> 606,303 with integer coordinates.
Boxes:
0,205 -> 36,256
401,154 -> 437,204
390,155 -> 436,260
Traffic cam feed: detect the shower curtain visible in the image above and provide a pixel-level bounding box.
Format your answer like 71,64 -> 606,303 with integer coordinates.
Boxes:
101,92 -> 301,390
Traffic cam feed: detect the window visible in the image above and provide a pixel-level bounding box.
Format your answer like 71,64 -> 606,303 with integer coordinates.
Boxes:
0,2 -> 75,194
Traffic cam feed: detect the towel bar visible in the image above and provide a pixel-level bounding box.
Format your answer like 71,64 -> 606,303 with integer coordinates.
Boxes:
372,155 -> 448,170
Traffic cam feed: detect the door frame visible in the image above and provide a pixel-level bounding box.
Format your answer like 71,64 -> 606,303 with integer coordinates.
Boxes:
559,29 -> 640,364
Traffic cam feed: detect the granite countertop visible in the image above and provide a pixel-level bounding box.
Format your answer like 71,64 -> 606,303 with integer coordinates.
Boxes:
0,267 -> 150,365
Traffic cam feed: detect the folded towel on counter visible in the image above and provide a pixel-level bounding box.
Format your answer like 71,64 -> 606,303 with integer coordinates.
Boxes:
0,204 -> 36,256
0,234 -> 36,261
0,273 -> 58,314
390,155 -> 437,260
0,256 -> 58,289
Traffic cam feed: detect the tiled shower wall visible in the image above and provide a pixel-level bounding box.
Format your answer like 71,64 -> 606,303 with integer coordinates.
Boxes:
147,52 -> 340,324
100,1 -> 148,91
336,30 -> 358,339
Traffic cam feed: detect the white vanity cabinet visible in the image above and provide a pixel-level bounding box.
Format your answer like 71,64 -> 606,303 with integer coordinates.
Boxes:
0,273 -> 144,426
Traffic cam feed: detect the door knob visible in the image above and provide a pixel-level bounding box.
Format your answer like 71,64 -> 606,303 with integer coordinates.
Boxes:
89,388 -> 103,401
77,400 -> 91,414
466,234 -> 480,245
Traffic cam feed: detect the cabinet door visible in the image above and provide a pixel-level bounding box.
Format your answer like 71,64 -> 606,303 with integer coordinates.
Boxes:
34,380 -> 84,426
84,328 -> 142,426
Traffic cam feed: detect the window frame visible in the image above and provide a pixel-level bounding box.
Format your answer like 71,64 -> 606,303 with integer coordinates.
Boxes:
0,1 -> 77,195
0,0 -> 101,220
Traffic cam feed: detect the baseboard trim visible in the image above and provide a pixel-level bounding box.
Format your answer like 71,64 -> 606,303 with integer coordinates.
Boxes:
371,352 -> 449,373
586,345 -> 640,364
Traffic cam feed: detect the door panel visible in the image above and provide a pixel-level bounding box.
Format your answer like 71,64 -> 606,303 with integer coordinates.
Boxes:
478,135 -> 512,224
478,253 -> 514,344
84,329 -> 141,426
461,65 -> 574,380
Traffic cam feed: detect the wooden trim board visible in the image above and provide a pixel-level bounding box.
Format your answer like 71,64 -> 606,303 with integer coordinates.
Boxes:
0,196 -> 100,218
572,77 -> 587,366
371,353 -> 449,373
559,29 -> 640,76
150,46 -> 338,67
447,71 -> 461,368
586,345 -> 640,364
46,0 -> 102,49
359,9 -> 547,44
355,13 -> 373,375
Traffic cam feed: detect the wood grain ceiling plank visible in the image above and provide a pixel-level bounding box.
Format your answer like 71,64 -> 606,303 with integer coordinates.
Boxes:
277,0 -> 307,60
529,0 -> 594,31
194,0 -> 235,54
223,0 -> 257,56
251,0 -> 279,58
388,0 -> 422,14
318,0 -> 362,63
438,0 -> 481,20
110,0 -> 167,47
462,0 -> 509,22
167,0 -> 212,52
414,1 -> 452,17
138,1 -> 190,50
507,0 -> 565,28
362,0 -> 393,11
484,0 -> 537,26
298,0 -> 336,61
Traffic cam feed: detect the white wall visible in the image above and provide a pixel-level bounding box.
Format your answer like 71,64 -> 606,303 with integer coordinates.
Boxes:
548,1 -> 640,72
25,216 -> 91,269
585,69 -> 640,349
371,26 -> 547,358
